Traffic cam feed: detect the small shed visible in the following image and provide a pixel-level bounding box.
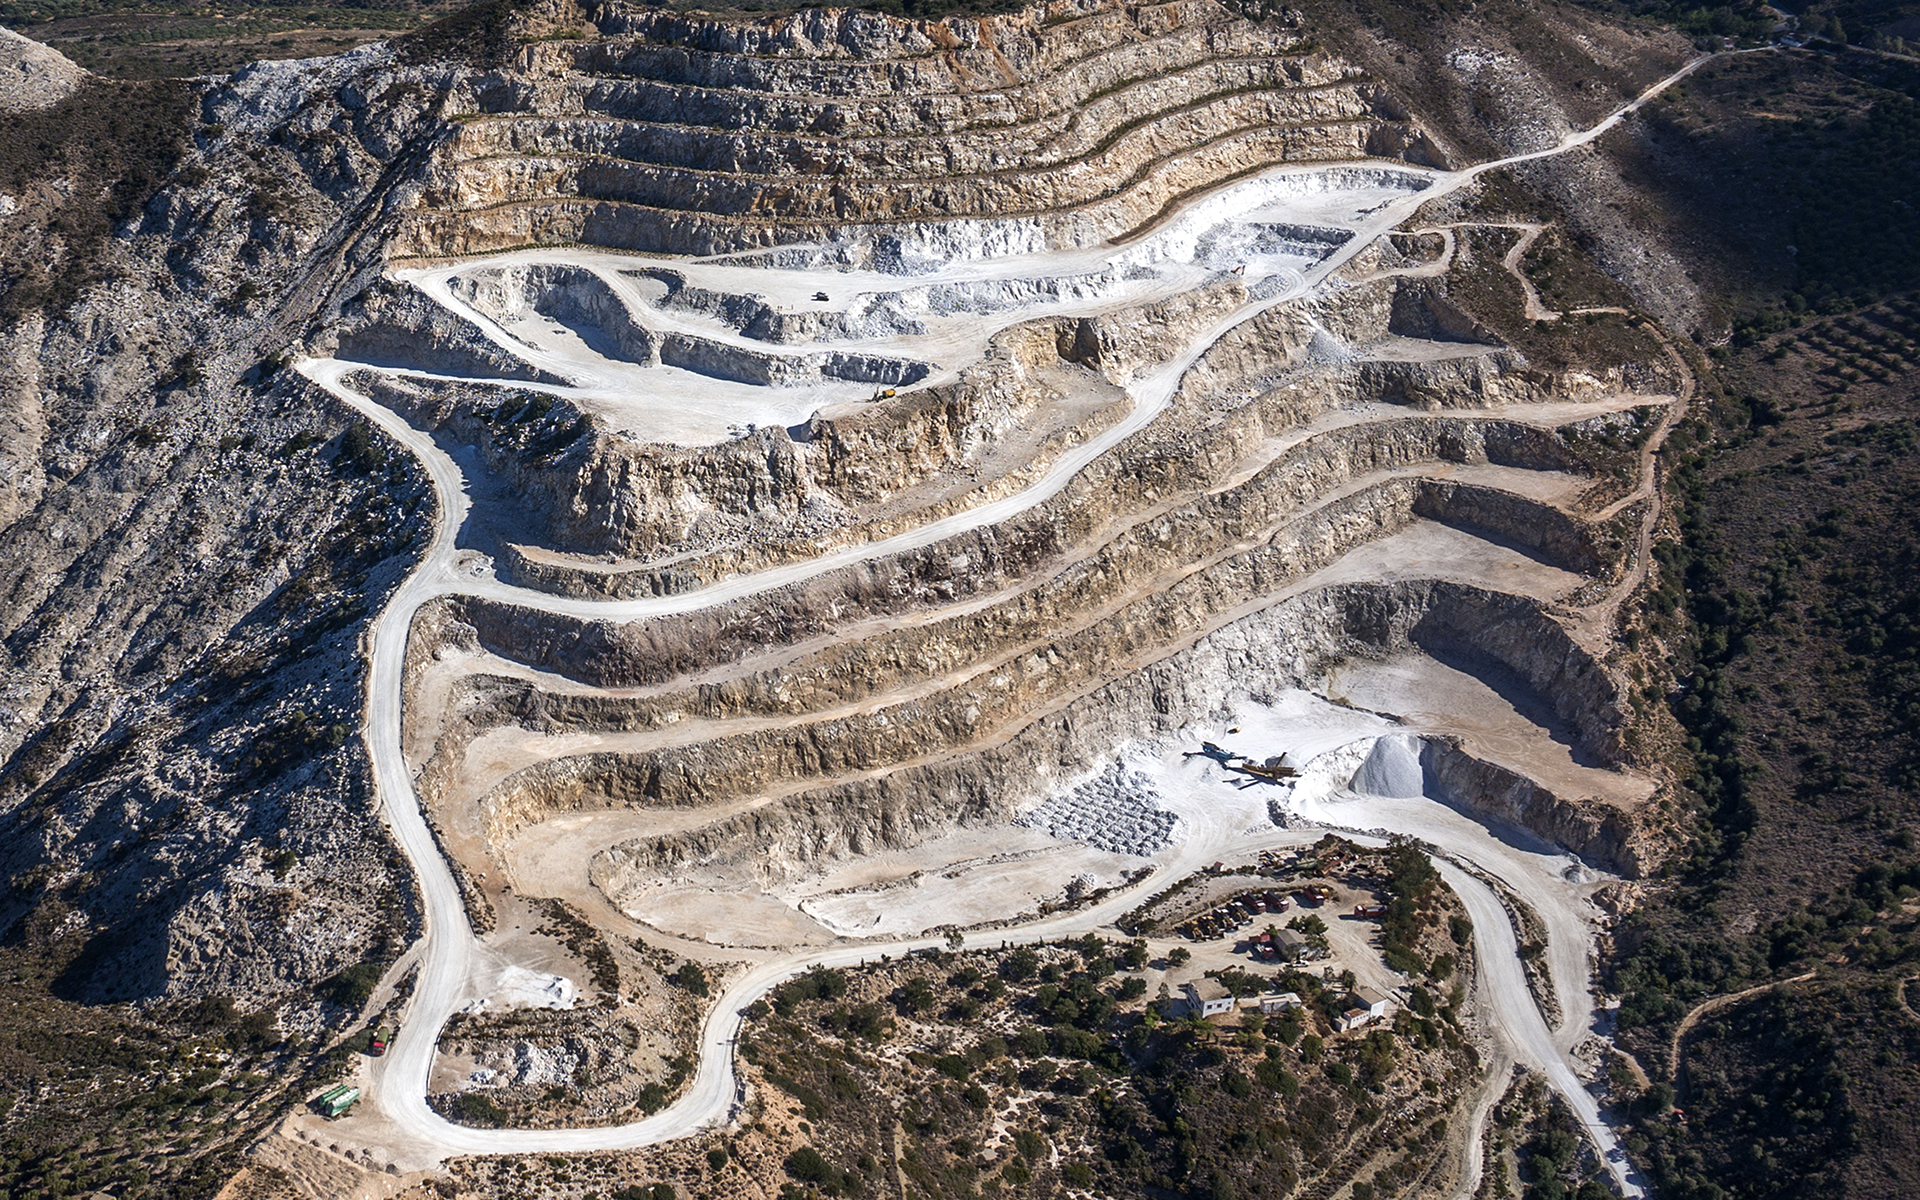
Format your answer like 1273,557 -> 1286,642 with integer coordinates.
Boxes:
1272,928 -> 1311,962
1337,986 -> 1394,1031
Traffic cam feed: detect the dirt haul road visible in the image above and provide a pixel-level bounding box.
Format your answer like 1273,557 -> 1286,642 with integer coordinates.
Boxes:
295,52 -> 1730,1194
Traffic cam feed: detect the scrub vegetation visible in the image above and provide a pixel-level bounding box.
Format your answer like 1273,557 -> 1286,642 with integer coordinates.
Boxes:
0,943 -> 374,1200
1613,46 -> 1920,330
1605,297 -> 1920,1199
0,75 -> 192,318
0,0 -> 447,78
450,929 -> 1481,1200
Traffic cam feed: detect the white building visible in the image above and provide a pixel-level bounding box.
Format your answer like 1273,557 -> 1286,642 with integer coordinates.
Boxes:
1182,979 -> 1235,1017
1337,985 -> 1394,1032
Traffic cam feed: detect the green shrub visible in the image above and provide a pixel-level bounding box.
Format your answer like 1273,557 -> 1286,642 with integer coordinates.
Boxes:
318,962 -> 381,1010
672,962 -> 709,997
786,1146 -> 831,1183
1000,946 -> 1040,981
453,1093 -> 507,1127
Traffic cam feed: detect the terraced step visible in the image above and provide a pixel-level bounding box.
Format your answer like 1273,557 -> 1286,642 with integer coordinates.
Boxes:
570,569 -> 1632,895
444,75 -> 1379,179
317,0 -> 1674,967
399,0 -> 1441,257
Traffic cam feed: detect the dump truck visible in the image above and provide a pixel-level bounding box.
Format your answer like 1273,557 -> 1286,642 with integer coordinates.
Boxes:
315,1084 -> 360,1118
369,1027 -> 393,1056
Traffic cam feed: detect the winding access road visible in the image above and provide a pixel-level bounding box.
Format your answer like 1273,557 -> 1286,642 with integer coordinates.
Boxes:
295,53 -> 1726,1193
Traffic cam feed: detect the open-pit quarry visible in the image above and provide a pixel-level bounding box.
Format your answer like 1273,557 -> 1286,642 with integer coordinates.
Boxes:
275,3 -> 1712,1193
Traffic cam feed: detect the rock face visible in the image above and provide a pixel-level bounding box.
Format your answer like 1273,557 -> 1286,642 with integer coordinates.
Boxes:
1419,736 -> 1654,877
332,7 -> 1684,915
394,1 -> 1434,257
0,27 -> 84,112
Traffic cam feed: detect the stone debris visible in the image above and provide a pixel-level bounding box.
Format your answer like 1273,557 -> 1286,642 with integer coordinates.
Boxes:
492,965 -> 578,1010
510,1041 -> 582,1088
1017,764 -> 1179,857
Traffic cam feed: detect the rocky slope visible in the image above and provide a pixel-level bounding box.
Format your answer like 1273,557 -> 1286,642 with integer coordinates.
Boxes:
0,25 -> 83,111
0,36 -> 456,1012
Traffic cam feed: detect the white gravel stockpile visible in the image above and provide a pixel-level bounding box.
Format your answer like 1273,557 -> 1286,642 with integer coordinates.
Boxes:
1017,763 -> 1179,856
1352,732 -> 1427,798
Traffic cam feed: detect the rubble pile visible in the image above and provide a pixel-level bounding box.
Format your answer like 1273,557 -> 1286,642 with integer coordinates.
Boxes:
1017,764 -> 1179,857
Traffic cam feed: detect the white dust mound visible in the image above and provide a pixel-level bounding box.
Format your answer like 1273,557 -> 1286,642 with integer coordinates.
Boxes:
1351,733 -> 1428,798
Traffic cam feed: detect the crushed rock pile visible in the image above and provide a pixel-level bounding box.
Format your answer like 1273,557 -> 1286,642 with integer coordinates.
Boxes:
511,1041 -> 583,1088
1352,733 -> 1427,798
1017,763 -> 1179,857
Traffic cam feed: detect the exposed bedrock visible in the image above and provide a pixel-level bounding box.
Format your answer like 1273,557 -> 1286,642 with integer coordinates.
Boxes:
332,0 -> 1685,930
334,275 -> 1263,561
1418,736 -> 1651,877
458,415 -> 1611,737
466,484 -> 1627,852
470,281 -> 1594,596
446,263 -> 663,366
451,379 -> 1610,692
552,0 -> 1320,109
576,576 -> 1637,896
333,256 -> 1562,567
339,311 -> 1104,556
618,268 -> 929,346
439,72 -> 1388,188
331,283 -> 570,385
391,0 -> 1451,258
426,99 -> 1398,222
1411,480 -> 1611,578
1408,584 -> 1633,764
397,123 -> 1413,259
446,71 -> 1382,179
402,603 -> 502,933
440,263 -> 930,386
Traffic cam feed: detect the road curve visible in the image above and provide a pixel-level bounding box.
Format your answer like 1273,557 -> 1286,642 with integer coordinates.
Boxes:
295,51 -> 1725,1185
